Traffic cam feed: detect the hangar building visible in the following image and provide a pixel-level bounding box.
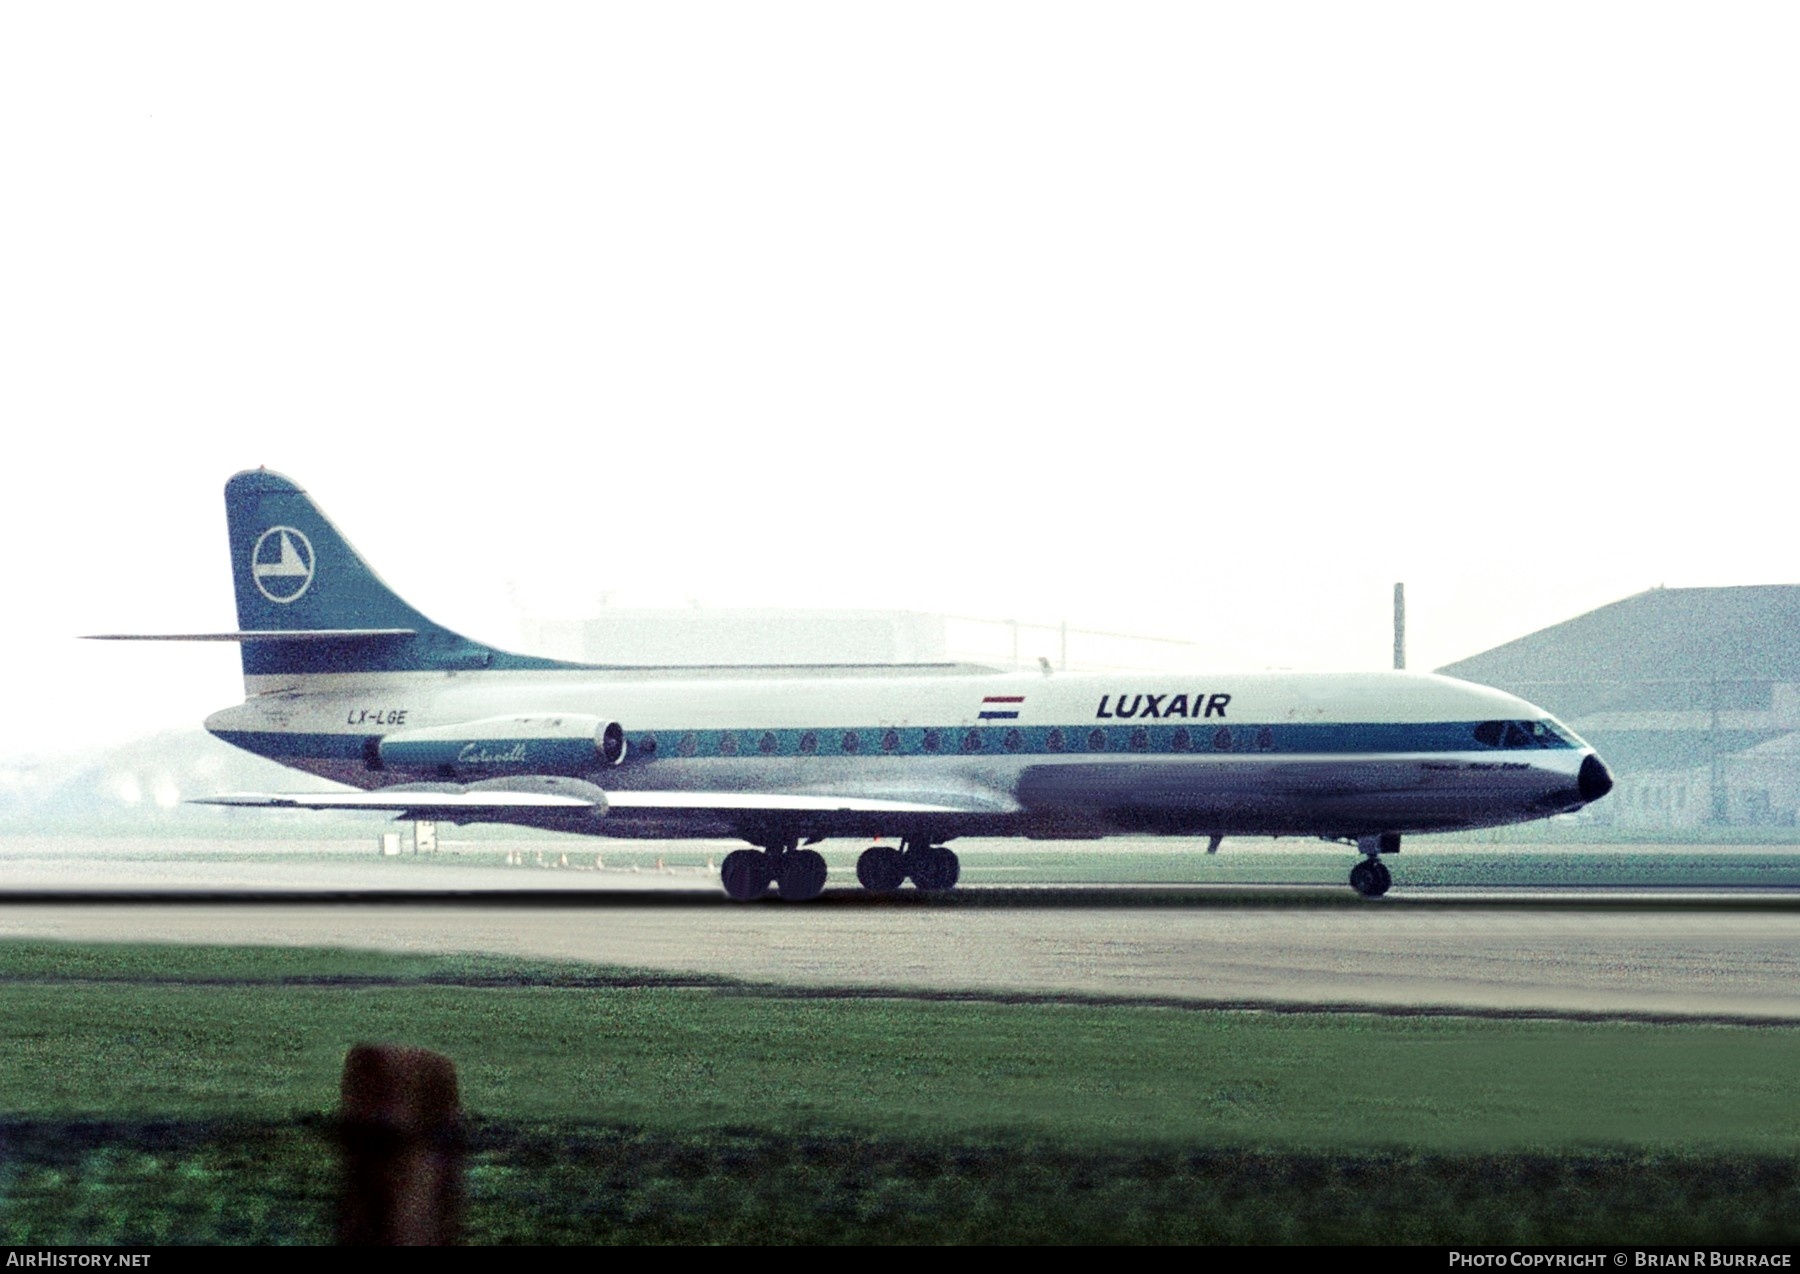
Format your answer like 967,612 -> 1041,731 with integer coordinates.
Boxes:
1438,586 -> 1800,830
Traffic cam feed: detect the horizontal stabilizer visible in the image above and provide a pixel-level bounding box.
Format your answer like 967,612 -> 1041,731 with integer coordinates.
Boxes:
86,629 -> 417,643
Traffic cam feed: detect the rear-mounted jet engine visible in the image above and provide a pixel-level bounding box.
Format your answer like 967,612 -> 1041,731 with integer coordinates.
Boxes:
376,715 -> 626,775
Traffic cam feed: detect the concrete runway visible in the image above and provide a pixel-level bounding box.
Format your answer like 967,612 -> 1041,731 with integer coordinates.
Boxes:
2,836 -> 1798,1021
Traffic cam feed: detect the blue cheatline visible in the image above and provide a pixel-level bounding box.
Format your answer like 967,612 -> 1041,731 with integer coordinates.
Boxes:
211,719 -> 1573,766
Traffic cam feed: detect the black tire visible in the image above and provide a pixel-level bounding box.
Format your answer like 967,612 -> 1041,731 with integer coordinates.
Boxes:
910,845 -> 961,892
778,849 -> 829,901
721,849 -> 772,901
1350,858 -> 1393,898
856,845 -> 905,893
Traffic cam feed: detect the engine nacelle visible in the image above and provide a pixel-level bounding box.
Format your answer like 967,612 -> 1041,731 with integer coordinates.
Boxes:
377,714 -> 627,774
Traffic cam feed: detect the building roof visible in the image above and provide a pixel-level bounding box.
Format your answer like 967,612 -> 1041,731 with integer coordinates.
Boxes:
1575,728 -> 1780,774
1437,585 -> 1800,717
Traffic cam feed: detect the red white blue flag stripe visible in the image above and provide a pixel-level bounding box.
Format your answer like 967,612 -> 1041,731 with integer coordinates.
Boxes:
979,695 -> 1024,720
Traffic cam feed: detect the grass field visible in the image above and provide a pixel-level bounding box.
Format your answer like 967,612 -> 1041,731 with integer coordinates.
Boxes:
0,941 -> 1796,1243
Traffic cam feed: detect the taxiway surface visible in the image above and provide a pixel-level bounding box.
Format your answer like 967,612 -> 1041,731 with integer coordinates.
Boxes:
2,836 -> 1797,1021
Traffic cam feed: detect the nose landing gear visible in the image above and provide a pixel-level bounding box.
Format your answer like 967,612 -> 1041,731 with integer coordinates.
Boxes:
1349,857 -> 1392,898
1348,833 -> 1398,898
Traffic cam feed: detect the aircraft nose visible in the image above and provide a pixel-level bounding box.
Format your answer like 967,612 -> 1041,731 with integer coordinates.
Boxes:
1578,753 -> 1614,803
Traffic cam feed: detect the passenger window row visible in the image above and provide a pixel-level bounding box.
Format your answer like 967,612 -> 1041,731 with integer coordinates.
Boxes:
651,725 -> 1281,759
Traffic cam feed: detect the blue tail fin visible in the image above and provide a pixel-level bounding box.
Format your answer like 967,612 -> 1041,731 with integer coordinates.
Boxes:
226,469 -> 572,678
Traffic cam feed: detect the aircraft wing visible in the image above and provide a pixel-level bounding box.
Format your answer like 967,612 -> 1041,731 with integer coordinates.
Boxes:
194,784 -> 1007,817
85,630 -> 416,642
604,791 -> 1003,814
194,790 -> 601,812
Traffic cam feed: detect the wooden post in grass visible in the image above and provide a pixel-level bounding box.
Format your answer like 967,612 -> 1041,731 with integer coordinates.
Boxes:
338,1044 -> 464,1245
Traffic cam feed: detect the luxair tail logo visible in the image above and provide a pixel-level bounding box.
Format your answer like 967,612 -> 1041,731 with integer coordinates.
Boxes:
251,526 -> 316,604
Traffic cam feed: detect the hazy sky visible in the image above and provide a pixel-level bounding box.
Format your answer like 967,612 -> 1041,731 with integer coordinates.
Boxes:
4,4 -> 1797,754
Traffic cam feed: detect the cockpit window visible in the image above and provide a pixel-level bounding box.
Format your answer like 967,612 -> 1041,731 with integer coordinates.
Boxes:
1475,719 -> 1577,749
1528,719 -> 1577,747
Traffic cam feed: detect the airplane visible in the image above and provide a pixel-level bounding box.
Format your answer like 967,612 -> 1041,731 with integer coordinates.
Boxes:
92,469 -> 1614,900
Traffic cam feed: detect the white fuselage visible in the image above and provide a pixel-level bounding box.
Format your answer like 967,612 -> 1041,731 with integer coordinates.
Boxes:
206,666 -> 1603,843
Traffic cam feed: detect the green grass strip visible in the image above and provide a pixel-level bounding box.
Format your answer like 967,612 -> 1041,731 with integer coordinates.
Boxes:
2,941 -> 1797,1244
0,941 -> 1795,1153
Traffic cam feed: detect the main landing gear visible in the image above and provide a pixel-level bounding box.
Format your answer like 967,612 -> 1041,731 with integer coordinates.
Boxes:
717,836 -> 963,900
1348,833 -> 1399,898
720,838 -> 828,902
856,838 -> 959,894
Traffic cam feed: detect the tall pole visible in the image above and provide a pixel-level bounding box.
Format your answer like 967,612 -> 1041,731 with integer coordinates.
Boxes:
1393,583 -> 1406,671
1710,674 -> 1724,823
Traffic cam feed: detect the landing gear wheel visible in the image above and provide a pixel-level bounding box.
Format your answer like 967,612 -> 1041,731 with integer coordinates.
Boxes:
721,849 -> 772,901
909,845 -> 961,892
857,845 -> 906,893
777,848 -> 829,901
1349,858 -> 1392,898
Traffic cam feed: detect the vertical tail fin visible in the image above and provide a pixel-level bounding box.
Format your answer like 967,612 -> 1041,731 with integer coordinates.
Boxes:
226,469 -> 570,680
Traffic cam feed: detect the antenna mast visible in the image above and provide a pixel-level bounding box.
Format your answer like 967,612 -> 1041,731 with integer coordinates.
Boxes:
1393,582 -> 1406,670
